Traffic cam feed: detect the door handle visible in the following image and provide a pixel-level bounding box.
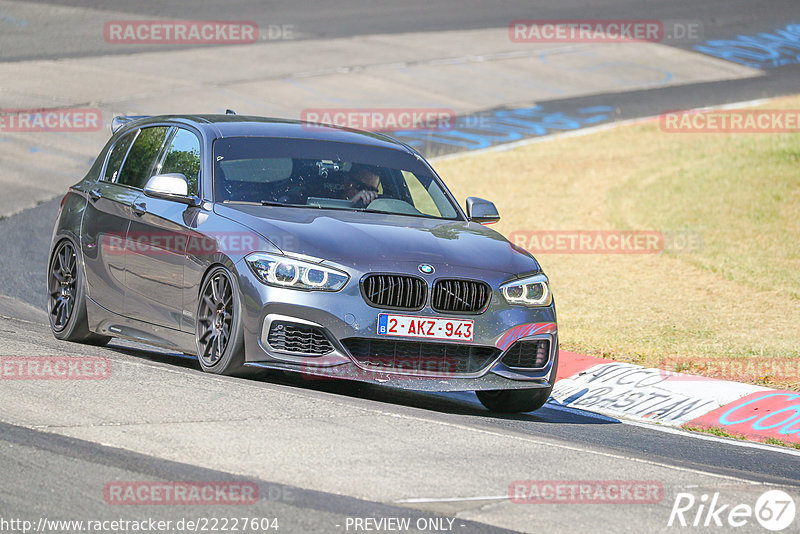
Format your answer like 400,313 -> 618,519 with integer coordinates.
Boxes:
89,188 -> 101,202
132,200 -> 147,216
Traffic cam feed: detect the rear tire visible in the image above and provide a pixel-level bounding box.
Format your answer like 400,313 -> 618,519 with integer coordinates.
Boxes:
47,239 -> 112,346
476,387 -> 552,413
195,266 -> 247,376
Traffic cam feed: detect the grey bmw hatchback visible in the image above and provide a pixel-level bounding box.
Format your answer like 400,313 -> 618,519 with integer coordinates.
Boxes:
48,114 -> 558,412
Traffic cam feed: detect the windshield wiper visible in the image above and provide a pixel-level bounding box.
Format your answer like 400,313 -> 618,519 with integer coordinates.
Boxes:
259,200 -> 328,210
356,207 -> 442,220
243,200 -> 441,218
221,199 -> 313,208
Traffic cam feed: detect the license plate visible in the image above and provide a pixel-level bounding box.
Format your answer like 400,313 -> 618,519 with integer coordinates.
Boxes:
377,313 -> 473,341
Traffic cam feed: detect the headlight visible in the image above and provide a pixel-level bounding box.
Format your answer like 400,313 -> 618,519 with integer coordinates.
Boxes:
245,252 -> 349,291
501,273 -> 551,307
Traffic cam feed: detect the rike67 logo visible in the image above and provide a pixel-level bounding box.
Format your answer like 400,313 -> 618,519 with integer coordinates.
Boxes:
668,489 -> 796,531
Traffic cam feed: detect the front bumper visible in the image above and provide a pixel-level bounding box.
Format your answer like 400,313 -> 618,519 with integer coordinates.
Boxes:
235,258 -> 558,392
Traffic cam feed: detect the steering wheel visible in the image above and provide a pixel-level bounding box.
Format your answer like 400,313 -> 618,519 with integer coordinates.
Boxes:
351,191 -> 383,208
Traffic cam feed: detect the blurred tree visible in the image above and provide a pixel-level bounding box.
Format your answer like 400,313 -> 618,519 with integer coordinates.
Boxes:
162,148 -> 201,195
117,126 -> 169,189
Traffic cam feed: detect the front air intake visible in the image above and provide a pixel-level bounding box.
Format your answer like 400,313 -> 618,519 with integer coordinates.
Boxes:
500,340 -> 551,369
341,337 -> 499,375
432,279 -> 491,314
267,320 -> 334,356
361,274 -> 427,310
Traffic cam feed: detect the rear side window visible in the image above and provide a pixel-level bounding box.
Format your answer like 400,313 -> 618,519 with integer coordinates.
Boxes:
103,132 -> 135,182
157,128 -> 201,196
117,126 -> 170,189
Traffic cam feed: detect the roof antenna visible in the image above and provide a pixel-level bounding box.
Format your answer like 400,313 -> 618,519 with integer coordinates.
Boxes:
226,109 -> 236,115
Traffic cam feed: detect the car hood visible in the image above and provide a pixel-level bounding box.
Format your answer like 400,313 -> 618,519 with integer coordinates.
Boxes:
215,204 -> 540,276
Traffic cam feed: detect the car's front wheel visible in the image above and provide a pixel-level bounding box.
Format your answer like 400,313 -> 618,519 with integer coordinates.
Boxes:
196,266 -> 247,375
476,387 -> 552,413
47,239 -> 111,346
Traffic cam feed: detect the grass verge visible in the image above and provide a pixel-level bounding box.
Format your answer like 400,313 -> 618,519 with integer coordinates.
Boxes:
434,96 -> 800,391
684,425 -> 800,451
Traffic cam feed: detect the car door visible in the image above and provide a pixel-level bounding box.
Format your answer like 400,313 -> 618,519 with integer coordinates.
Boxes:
81,129 -> 140,316
124,127 -> 202,330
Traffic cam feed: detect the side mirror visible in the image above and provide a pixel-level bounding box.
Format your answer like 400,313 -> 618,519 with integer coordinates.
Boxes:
143,174 -> 199,206
466,197 -> 500,224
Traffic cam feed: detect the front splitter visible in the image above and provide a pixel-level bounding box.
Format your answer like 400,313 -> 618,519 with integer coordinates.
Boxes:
243,361 -> 552,392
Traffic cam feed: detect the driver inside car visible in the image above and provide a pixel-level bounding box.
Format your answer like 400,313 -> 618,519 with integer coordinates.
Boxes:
345,165 -> 381,206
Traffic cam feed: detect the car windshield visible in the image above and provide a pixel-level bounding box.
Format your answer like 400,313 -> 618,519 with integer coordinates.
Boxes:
213,137 -> 460,220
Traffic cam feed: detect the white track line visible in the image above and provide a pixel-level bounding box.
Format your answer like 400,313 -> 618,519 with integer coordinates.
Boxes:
442,391 -> 800,458
396,495 -> 508,504
544,403 -> 800,458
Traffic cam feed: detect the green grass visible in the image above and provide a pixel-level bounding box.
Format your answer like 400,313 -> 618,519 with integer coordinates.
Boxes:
684,426 -> 747,441
684,426 -> 800,450
607,132 -> 800,300
434,96 -> 800,391
764,437 -> 800,450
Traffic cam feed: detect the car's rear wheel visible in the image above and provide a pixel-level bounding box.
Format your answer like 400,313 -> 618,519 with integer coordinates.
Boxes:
47,239 -> 111,345
196,266 -> 246,375
476,387 -> 552,413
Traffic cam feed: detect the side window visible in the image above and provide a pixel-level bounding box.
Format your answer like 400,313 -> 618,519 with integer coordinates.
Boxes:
157,128 -> 201,196
103,132 -> 135,182
116,126 -> 170,189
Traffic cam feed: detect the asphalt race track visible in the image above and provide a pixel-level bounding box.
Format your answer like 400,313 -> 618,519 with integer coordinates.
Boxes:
2,0 -> 798,60
1,1 -> 799,533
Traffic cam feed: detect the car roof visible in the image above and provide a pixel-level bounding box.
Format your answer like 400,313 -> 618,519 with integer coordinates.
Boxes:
121,114 -> 415,152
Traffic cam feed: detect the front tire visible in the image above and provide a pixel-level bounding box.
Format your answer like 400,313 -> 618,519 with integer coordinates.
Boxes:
196,266 -> 246,375
47,239 -> 111,346
476,387 -> 552,413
